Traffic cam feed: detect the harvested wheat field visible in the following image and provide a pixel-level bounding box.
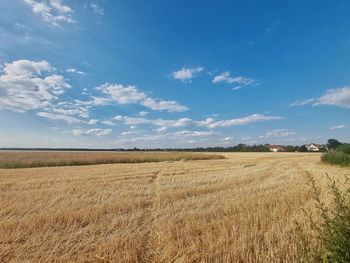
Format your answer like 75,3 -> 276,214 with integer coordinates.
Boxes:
0,152 -> 348,262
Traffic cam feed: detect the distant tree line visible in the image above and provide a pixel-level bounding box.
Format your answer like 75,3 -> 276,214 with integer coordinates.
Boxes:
167,144 -> 299,152
0,144 -> 306,152
1,139 -> 346,152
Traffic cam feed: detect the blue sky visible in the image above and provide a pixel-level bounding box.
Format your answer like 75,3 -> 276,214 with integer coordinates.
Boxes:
0,0 -> 350,148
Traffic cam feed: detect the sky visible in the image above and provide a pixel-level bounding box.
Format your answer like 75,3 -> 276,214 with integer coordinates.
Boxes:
0,0 -> 350,148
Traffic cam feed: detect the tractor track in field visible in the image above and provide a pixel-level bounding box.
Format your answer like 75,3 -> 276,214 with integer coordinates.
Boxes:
137,170 -> 161,263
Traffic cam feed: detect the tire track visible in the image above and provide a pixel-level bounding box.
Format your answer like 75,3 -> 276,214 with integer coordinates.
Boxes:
137,170 -> 161,263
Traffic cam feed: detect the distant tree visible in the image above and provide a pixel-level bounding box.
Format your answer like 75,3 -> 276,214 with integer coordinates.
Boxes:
327,139 -> 343,150
235,144 -> 246,152
285,145 -> 299,152
299,145 -> 308,152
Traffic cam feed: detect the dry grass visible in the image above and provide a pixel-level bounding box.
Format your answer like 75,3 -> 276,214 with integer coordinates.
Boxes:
0,151 -> 224,168
0,152 -> 347,262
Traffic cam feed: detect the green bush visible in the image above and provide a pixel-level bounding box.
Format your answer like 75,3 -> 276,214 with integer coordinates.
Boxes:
337,144 -> 350,155
321,150 -> 350,167
297,173 -> 350,262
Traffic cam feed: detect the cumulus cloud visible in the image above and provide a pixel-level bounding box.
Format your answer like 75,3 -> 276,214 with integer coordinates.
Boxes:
88,96 -> 113,106
88,119 -> 98,125
98,84 -> 146,104
96,83 -> 188,112
330,125 -> 346,130
0,60 -> 192,129
90,3 -> 104,15
114,114 -> 282,129
293,87 -> 350,108
63,128 -> 112,136
0,60 -> 71,112
212,72 -> 255,87
172,66 -> 203,82
86,128 -> 112,136
141,98 -> 189,112
45,101 -> 90,118
24,0 -> 75,26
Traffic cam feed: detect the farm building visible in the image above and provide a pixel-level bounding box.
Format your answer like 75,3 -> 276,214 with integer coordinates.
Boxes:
304,143 -> 328,152
268,145 -> 285,152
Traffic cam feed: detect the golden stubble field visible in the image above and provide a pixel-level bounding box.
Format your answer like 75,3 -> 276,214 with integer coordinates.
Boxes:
0,152 -> 348,262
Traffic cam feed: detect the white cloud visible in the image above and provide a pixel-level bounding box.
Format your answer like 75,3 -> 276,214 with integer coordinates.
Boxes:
98,84 -> 146,104
172,66 -> 203,82
115,134 -> 167,144
173,130 -> 215,137
213,72 -> 255,86
274,136 -> 309,143
96,83 -> 188,112
196,114 -> 283,128
100,120 -> 115,126
116,130 -> 214,143
232,86 -> 242,91
66,68 -> 86,75
141,98 -> 189,112
139,111 -> 148,117
263,129 -> 296,138
0,60 -> 71,112
291,98 -> 315,106
63,128 -> 112,136
3,59 -> 51,76
314,87 -> 350,108
63,129 -> 84,136
121,131 -> 140,136
86,128 -> 112,136
293,87 -> 350,108
171,118 -> 194,127
155,127 -> 167,132
330,125 -> 346,130
114,116 -> 193,127
24,0 -> 75,26
89,96 -> 113,106
90,3 -> 104,15
37,111 -> 82,124
114,114 -> 282,129
114,116 -> 150,125
88,119 -> 98,125
114,130 -> 230,148
45,101 -> 90,118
